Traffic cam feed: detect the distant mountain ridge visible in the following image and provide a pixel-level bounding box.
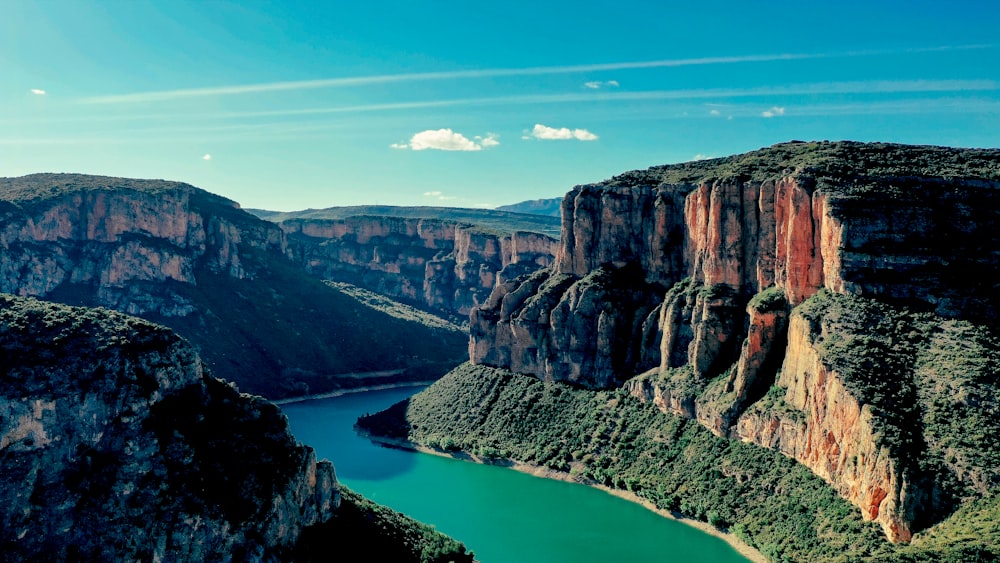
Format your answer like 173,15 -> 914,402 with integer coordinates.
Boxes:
248,204 -> 559,322
0,173 -> 467,399
247,204 -> 561,236
495,197 -> 562,217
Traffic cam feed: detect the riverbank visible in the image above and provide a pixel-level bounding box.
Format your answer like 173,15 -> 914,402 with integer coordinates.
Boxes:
271,381 -> 434,406
358,431 -> 768,563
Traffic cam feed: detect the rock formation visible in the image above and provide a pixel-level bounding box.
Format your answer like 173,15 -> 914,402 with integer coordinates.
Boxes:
0,174 -> 469,399
280,216 -> 557,320
467,141 -> 1000,542
0,294 -> 338,560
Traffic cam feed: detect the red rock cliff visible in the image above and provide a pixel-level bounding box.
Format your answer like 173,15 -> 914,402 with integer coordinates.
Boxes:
282,217 -> 557,319
468,141 -> 1000,542
0,178 -> 283,316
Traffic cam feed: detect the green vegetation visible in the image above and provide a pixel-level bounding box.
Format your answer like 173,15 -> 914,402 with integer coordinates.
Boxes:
247,204 -> 562,236
140,251 -> 467,399
359,362 -> 1000,562
0,174 -> 469,400
324,281 -> 465,333
797,291 -> 1000,510
294,488 -> 474,563
747,286 -> 788,313
608,141 -> 1000,191
495,197 -> 563,217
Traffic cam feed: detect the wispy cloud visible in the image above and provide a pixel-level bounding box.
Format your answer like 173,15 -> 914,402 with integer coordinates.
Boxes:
525,124 -> 599,141
77,44 -> 996,105
392,129 -> 498,151
584,80 -> 620,89
30,89 -> 46,95
83,46 -> 999,105
422,190 -> 457,201
761,106 -> 786,118
202,153 -> 212,160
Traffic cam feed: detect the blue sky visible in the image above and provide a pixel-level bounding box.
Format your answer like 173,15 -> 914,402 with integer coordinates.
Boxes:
2,0 -> 998,211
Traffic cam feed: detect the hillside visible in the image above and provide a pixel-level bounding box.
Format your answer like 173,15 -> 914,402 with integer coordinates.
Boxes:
0,294 -> 472,561
495,197 -> 563,217
247,204 -> 561,236
0,174 -> 468,399
363,141 -> 1000,561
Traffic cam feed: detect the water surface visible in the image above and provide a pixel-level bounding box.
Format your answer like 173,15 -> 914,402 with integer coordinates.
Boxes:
282,386 -> 751,563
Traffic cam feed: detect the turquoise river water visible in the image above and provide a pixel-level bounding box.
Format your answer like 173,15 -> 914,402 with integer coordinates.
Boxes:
281,386 -> 751,563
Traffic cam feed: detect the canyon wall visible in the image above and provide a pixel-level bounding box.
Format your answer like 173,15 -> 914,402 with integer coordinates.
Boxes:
0,294 -> 338,560
0,174 -> 470,399
281,216 -> 557,319
0,178 -> 283,317
467,141 -> 1000,542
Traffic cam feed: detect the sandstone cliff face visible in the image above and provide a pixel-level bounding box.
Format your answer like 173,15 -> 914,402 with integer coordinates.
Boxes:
736,313 -> 917,542
468,141 -> 1000,542
0,176 -> 283,317
281,216 -> 557,319
0,174 -> 470,399
0,295 -> 338,561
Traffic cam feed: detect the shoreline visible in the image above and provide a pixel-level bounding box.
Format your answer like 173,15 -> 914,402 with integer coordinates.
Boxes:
270,381 -> 434,406
360,432 -> 768,563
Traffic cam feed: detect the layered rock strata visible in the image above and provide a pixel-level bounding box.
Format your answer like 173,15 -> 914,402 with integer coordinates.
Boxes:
281,216 -> 557,319
0,174 -> 470,398
0,175 -> 282,317
468,141 -> 1000,542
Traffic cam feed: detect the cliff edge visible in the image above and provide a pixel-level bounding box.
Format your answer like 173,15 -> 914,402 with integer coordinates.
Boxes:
467,141 -> 1000,542
0,294 -> 337,560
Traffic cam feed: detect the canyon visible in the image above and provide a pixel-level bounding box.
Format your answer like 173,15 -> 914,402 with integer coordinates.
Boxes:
278,214 -> 557,321
467,141 -> 1000,543
0,174 -> 470,399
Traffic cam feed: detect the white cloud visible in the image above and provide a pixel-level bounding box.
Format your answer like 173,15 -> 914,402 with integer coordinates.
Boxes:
584,80 -> 620,89
693,154 -> 712,161
30,89 -> 46,95
761,106 -> 786,118
476,133 -> 500,147
422,190 -> 456,201
527,123 -> 599,141
709,109 -> 721,116
202,153 -> 212,160
393,128 -> 497,151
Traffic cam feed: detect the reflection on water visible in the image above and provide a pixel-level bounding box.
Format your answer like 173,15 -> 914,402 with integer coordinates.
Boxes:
282,386 -> 750,563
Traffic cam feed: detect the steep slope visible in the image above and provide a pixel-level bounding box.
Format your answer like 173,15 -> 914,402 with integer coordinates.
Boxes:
278,215 -> 557,320
360,363 -> 1000,562
0,174 -> 467,399
0,294 -> 337,560
414,141 -> 1000,546
0,294 -> 473,562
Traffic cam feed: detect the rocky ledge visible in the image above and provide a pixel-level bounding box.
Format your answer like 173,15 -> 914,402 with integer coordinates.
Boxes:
0,294 -> 338,560
467,141 -> 1000,542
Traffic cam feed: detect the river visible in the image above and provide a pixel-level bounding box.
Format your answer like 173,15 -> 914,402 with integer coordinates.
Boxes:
281,385 -> 752,563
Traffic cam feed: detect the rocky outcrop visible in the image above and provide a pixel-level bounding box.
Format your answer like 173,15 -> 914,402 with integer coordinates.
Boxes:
736,312 -> 917,542
468,141 -> 1000,542
0,176 -> 282,317
0,174 -> 470,399
0,294 -> 338,560
281,216 -> 557,319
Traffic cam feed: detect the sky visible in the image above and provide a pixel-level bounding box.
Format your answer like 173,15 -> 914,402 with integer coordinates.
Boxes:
1,1 -> 999,211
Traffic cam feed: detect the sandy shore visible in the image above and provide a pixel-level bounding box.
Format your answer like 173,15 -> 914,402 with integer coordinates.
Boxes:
362,433 -> 768,563
270,381 -> 434,406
